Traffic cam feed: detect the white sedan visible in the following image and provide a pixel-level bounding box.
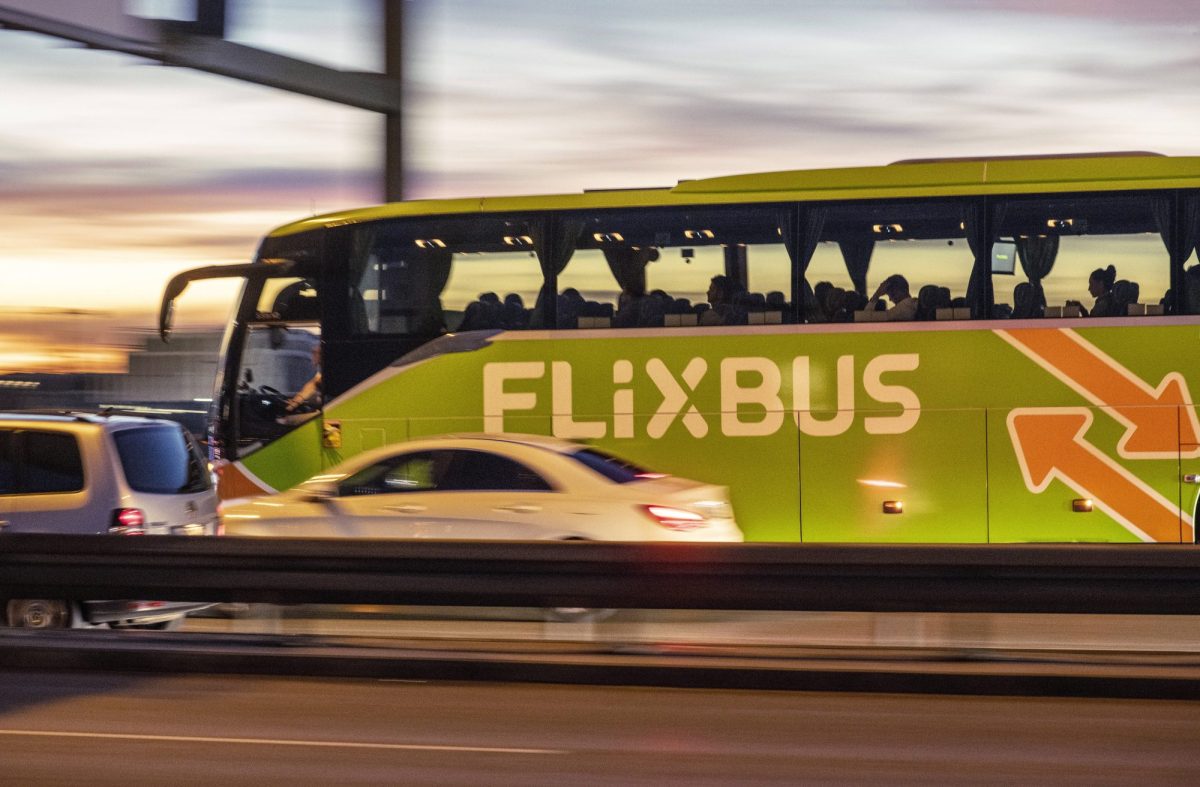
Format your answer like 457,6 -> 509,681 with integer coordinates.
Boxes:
221,434 -> 743,542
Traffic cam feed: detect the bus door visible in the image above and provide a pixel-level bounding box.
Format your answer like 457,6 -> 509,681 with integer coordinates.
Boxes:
159,255 -> 324,467
232,280 -> 322,453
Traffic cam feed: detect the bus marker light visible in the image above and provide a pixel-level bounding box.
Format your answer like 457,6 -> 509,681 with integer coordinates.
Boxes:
882,500 -> 904,514
1072,498 -> 1093,513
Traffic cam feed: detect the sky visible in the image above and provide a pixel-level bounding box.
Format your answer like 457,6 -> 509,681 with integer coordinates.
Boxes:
1,0 -> 1199,371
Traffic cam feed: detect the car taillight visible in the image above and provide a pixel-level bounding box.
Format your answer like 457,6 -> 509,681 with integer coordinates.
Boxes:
641,504 -> 707,531
110,508 -> 146,536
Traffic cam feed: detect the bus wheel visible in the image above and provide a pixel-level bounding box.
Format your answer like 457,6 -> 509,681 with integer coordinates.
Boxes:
6,599 -> 71,629
544,606 -> 616,623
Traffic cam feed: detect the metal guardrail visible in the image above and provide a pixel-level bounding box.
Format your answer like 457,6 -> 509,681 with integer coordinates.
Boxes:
1,534 -> 1199,614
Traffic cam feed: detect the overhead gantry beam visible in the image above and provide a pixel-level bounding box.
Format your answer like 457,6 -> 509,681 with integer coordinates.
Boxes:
0,0 -> 405,198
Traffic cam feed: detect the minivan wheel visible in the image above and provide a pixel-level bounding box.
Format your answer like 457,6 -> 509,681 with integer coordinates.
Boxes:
7,599 -> 71,629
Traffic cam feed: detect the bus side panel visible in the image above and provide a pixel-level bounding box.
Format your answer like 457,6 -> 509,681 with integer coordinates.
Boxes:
607,416 -> 802,544
799,408 -> 988,543
984,403 -> 1180,544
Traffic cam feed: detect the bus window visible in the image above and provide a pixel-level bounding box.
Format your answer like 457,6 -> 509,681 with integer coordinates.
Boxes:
258,277 -> 319,323
996,193 -> 1170,318
347,217 -> 543,335
442,251 -> 542,332
807,199 -> 973,322
556,248 -> 620,328
566,206 -> 790,328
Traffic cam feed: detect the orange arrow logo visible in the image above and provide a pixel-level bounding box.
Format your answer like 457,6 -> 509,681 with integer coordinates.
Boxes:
999,328 -> 1200,458
1008,408 -> 1193,543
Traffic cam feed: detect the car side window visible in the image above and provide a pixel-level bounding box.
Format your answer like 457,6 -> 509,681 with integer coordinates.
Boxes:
437,450 -> 552,492
339,450 -> 449,496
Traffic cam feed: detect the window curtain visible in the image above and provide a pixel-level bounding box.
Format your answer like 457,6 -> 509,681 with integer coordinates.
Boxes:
602,247 -> 657,296
837,236 -> 874,296
347,227 -> 377,333
1151,192 -> 1200,313
530,216 -> 584,327
962,200 -> 1006,318
410,248 -> 453,334
1014,234 -> 1058,310
778,205 -> 827,318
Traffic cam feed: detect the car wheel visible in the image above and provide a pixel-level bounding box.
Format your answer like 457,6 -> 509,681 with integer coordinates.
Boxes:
6,599 -> 72,629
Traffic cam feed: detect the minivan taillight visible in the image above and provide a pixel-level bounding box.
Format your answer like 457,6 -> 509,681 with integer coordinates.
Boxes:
110,508 -> 146,536
641,505 -> 707,531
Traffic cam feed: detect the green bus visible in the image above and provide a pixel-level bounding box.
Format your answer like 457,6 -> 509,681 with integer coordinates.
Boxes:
161,152 -> 1200,543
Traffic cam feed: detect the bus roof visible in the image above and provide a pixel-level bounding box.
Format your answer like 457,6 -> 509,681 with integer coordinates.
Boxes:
267,152 -> 1200,238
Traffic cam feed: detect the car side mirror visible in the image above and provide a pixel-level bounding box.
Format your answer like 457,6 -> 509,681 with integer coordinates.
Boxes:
300,481 -> 338,503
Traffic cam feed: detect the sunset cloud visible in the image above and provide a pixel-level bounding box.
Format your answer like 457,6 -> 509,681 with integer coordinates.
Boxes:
2,0 -> 1199,372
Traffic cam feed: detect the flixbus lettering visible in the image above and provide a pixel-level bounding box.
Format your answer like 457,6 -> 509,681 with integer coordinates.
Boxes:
482,354 -> 921,439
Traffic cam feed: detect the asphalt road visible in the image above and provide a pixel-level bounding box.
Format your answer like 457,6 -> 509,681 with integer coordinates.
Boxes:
1,671 -> 1198,785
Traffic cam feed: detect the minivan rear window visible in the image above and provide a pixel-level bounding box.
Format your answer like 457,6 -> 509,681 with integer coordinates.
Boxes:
114,426 -> 211,494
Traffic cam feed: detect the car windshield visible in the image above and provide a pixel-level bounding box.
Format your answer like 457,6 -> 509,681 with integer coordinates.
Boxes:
568,448 -> 661,484
114,425 -> 211,494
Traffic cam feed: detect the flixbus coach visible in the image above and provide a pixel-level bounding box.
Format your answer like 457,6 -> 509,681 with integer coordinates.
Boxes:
161,152 -> 1200,543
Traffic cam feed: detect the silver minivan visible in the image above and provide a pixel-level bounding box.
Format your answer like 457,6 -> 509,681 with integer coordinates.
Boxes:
0,412 -> 219,628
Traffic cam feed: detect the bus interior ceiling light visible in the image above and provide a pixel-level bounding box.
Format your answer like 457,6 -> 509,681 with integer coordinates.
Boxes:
872,223 -> 903,236
684,229 -> 715,239
503,235 -> 533,246
593,232 -> 624,243
415,238 -> 446,249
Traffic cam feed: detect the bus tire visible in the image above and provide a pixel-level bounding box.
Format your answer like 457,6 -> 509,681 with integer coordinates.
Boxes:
543,538 -> 616,623
544,606 -> 617,624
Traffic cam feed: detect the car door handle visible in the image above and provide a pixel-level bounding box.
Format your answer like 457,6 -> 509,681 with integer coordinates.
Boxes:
383,504 -> 427,514
494,504 -> 542,514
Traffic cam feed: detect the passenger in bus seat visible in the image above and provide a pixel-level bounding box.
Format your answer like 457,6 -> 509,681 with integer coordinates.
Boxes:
1111,280 -> 1140,316
670,297 -> 693,314
613,284 -> 646,328
1070,265 -> 1118,317
809,281 -> 834,322
834,289 -> 865,322
557,288 -> 586,328
1011,282 -> 1045,319
502,293 -> 529,329
700,275 -> 748,325
457,292 -> 503,331
766,290 -> 788,317
636,294 -> 667,327
915,284 -> 949,320
866,274 -> 918,321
